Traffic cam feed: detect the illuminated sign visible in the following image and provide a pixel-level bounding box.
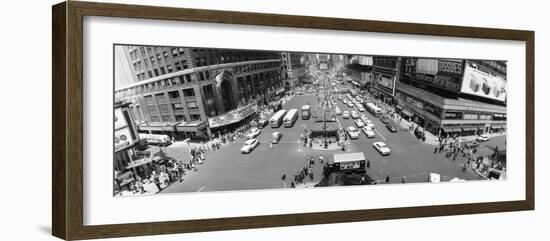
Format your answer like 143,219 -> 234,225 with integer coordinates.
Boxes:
460,63 -> 507,102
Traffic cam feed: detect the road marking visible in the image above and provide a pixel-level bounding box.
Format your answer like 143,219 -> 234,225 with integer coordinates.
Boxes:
374,129 -> 386,141
198,186 -> 206,192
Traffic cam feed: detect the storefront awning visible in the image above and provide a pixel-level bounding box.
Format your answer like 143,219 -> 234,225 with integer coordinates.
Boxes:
401,109 -> 414,118
176,121 -> 207,132
461,126 -> 478,131
207,103 -> 258,128
442,127 -> 461,133
138,122 -> 180,132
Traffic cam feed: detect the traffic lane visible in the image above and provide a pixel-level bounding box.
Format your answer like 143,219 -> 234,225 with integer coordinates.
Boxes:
163,139 -> 305,193
163,95 -> 323,193
333,98 -> 480,181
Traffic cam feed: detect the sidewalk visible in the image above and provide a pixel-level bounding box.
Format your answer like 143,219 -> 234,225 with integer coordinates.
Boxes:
390,113 -> 505,146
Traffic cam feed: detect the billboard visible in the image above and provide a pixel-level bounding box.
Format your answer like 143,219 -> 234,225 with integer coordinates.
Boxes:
460,63 -> 507,102
208,103 -> 258,128
114,107 -> 138,152
374,72 -> 396,95
412,59 -> 464,92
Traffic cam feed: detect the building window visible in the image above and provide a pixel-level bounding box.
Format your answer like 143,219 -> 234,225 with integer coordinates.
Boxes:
183,88 -> 195,97
162,115 -> 171,122
185,74 -> 192,83
154,69 -> 159,76
171,48 -> 178,57
160,67 -> 166,75
199,72 -> 205,81
172,103 -> 184,110
190,114 -> 201,121
157,54 -> 162,60
175,62 -> 182,71
187,102 -> 198,109
168,91 -> 180,99
178,47 -> 185,54
147,71 -> 153,78
163,51 -> 169,58
175,115 -> 186,121
150,116 -> 160,122
167,65 -> 173,73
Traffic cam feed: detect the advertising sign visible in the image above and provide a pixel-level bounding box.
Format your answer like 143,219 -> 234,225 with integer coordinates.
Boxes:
115,127 -> 136,151
114,108 -> 128,130
208,103 -> 258,128
460,63 -> 507,102
444,112 -> 463,120
412,59 -> 464,92
374,73 -> 395,95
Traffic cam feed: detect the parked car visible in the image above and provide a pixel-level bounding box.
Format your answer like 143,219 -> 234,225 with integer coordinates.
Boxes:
385,123 -> 397,132
380,115 -> 391,124
241,139 -> 260,154
465,141 -> 480,148
258,119 -> 268,128
272,132 -> 282,144
351,111 -> 359,119
246,127 -> 261,139
362,127 -> 375,138
373,142 -> 391,155
355,119 -> 365,128
346,126 -> 360,139
476,134 -> 490,142
343,111 -> 350,119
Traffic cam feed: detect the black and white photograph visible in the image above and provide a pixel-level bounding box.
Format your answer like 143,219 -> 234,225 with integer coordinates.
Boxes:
113,45 -> 507,196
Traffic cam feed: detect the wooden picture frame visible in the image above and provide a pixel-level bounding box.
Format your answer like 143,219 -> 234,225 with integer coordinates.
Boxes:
52,1 -> 534,240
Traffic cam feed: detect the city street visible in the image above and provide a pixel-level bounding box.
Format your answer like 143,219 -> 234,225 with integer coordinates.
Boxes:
159,80 -> 504,193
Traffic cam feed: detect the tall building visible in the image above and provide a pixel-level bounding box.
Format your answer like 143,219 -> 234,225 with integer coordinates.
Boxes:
345,55 -> 373,88
280,52 -> 307,89
371,56 -> 402,103
115,46 -> 284,139
395,58 -> 507,137
114,46 -> 138,88
317,54 -> 330,70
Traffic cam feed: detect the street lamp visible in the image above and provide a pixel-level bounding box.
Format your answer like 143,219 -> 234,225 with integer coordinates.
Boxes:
324,110 -> 328,149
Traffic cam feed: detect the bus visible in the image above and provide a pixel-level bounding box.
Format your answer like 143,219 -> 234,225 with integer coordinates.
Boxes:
270,109 -> 287,128
138,133 -> 172,146
328,152 -> 366,174
301,105 -> 311,120
365,103 -> 382,117
283,109 -> 299,127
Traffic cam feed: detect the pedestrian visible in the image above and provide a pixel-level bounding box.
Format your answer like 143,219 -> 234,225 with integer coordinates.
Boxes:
290,181 -> 295,188
270,142 -> 273,149
385,174 -> 390,183
401,176 -> 406,184
434,147 -> 438,154
367,160 -> 371,168
281,174 -> 286,181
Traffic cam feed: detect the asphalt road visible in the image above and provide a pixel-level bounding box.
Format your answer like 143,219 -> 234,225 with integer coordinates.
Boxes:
160,84 -> 504,193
